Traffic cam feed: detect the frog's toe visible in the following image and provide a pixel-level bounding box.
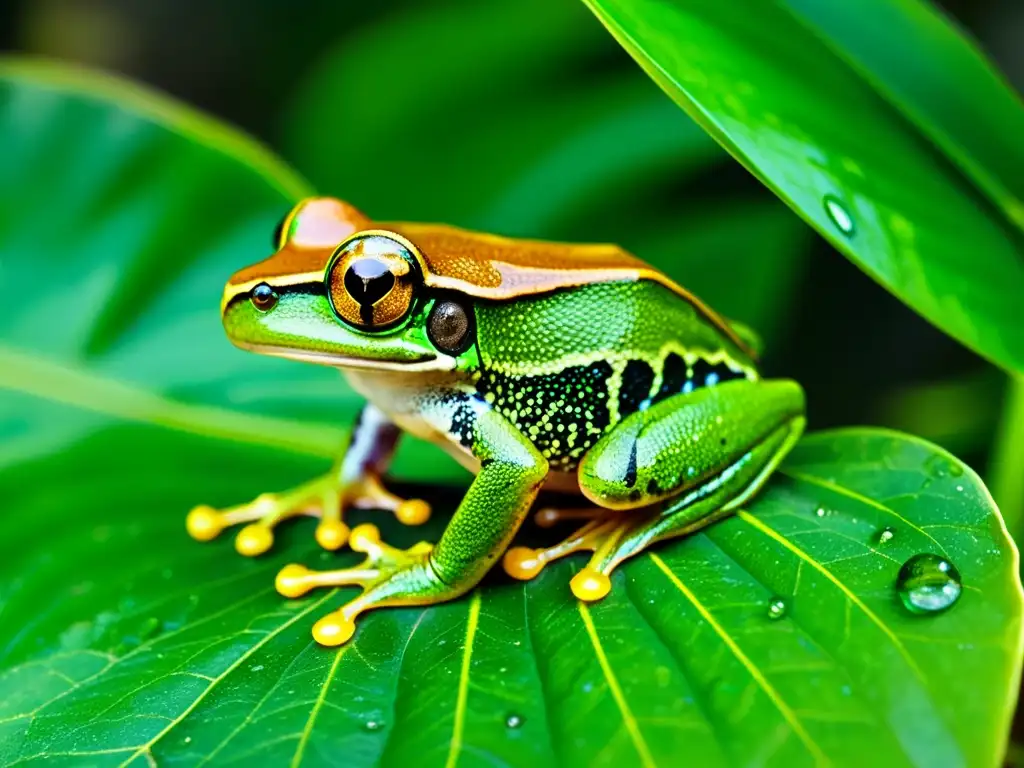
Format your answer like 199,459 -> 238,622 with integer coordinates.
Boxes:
185,470 -> 430,558
273,523 -> 443,647
504,509 -> 649,602
348,474 -> 432,526
186,480 -> 334,557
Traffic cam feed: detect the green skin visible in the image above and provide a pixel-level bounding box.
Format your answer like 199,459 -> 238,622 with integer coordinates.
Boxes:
223,267 -> 806,614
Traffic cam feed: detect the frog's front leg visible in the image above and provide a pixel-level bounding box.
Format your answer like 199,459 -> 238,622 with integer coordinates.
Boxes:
504,379 -> 805,598
274,395 -> 548,646
186,404 -> 431,556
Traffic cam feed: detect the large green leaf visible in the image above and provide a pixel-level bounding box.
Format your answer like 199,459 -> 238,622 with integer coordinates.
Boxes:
280,0 -> 810,345
1,62 -> 1021,767
580,0 -> 1024,374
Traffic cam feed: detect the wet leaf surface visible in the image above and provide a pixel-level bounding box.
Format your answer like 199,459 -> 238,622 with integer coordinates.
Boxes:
0,61 -> 1021,768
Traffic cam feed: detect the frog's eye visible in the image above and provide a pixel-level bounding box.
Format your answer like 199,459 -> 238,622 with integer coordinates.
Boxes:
326,233 -> 419,329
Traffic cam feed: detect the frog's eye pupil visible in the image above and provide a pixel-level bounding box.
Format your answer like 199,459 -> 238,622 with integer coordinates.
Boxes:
428,299 -> 473,355
344,259 -> 396,323
251,283 -> 279,312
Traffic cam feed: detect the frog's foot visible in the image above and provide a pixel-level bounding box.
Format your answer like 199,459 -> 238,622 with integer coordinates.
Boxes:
186,473 -> 431,557
274,523 -> 444,646
503,507 -> 654,601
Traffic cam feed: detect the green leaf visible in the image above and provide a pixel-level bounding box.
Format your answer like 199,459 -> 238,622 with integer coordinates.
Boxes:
2,420 -> 1021,766
776,0 -> 1024,232
0,57 -> 463,485
580,0 -> 1024,374
1,60 -> 1021,767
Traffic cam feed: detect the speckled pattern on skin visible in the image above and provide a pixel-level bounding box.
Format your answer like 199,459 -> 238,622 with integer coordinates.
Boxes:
471,280 -> 756,469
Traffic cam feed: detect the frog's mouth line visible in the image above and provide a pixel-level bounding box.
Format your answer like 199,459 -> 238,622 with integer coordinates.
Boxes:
234,341 -> 452,372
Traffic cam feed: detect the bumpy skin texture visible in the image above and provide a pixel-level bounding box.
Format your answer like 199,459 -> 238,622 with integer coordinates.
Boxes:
472,281 -> 755,471
195,196 -> 806,646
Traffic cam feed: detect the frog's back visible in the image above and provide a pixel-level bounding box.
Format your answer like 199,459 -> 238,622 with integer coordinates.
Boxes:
387,221 -> 752,358
471,279 -> 758,471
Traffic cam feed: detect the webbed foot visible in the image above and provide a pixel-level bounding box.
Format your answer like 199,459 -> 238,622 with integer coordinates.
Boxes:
502,506 -> 654,601
186,471 -> 431,557
274,523 -> 446,646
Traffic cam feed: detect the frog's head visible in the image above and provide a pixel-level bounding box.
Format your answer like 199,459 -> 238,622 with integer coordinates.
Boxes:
221,197 -> 476,373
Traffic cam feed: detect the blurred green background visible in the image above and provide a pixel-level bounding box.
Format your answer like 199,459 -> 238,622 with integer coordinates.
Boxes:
0,0 -> 1021,474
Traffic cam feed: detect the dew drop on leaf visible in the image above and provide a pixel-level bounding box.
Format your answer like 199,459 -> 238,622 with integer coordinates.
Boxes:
924,454 -> 964,480
767,598 -> 787,620
506,714 -> 524,729
877,526 -> 895,545
823,195 -> 855,235
364,720 -> 382,731
896,553 -> 962,614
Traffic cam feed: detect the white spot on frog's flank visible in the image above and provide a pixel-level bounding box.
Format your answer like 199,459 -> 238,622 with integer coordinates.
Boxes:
823,195 -> 855,235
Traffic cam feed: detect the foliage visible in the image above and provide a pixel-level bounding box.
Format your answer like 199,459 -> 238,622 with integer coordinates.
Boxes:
2,0 -> 1024,763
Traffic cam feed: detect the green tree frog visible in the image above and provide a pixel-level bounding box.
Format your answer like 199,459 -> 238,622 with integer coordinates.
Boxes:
187,197 -> 806,647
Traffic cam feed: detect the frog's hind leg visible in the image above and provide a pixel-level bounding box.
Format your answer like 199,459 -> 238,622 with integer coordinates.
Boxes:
186,405 -> 430,557
509,379 -> 806,601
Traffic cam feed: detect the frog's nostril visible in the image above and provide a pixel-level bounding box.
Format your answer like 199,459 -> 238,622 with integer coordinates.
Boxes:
250,282 -> 279,312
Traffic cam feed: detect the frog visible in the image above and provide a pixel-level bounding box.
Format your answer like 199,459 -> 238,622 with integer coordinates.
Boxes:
186,197 -> 806,647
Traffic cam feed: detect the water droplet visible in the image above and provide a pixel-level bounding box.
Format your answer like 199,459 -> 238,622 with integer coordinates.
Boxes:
877,527 -> 895,545
814,506 -> 829,518
506,713 -> 524,729
824,195 -> 855,235
250,665 -> 264,672
513,640 -> 521,647
924,454 -> 964,480
896,554 -> 962,614
184,736 -> 192,744
364,720 -> 382,731
956,485 -> 964,493
582,682 -> 593,693
767,598 -> 787,620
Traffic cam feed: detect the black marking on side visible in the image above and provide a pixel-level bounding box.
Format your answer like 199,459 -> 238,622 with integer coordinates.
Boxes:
618,359 -> 655,417
448,394 -> 479,450
475,360 -> 613,471
625,439 -> 638,488
653,352 -> 746,405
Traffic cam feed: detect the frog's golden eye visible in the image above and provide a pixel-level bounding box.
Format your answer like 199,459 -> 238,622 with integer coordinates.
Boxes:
327,233 -> 419,329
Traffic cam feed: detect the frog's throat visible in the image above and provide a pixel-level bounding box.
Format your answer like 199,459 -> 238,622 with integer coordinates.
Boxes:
233,341 -> 453,373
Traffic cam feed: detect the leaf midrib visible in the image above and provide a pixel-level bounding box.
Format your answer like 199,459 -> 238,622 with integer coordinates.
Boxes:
0,345 -> 342,459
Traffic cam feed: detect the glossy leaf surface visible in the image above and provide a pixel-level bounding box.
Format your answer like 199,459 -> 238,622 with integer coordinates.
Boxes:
280,0 -> 810,343
581,0 -> 1024,373
0,63 -> 1021,768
